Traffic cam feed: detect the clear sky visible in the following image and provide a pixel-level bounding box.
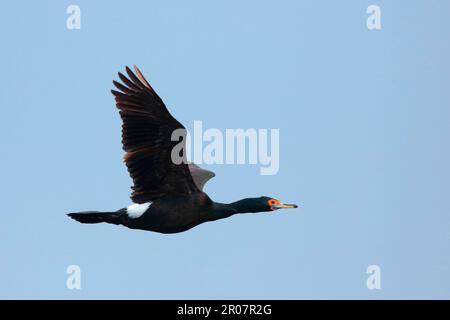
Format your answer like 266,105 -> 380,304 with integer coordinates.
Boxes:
1,1 -> 450,299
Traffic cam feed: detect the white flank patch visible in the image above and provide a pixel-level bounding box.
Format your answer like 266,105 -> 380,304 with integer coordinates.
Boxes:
126,202 -> 152,219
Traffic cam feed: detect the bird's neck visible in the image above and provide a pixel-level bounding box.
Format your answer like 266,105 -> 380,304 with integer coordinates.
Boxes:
211,199 -> 260,221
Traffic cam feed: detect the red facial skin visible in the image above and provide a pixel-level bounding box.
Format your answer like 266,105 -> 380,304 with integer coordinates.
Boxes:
268,199 -> 281,211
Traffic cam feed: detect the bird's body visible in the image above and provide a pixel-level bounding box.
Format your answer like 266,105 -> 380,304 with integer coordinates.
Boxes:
75,192 -> 213,234
125,192 -> 216,233
68,66 -> 297,234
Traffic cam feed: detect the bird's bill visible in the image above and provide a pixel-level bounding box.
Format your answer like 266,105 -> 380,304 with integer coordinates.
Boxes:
272,203 -> 298,210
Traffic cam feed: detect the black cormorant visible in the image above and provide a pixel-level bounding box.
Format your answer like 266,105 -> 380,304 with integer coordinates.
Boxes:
68,66 -> 297,234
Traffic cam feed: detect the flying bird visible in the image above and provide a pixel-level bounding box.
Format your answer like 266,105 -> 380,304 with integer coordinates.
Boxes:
68,66 -> 297,234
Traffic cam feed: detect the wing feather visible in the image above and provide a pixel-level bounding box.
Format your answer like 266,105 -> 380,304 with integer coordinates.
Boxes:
112,65 -> 199,203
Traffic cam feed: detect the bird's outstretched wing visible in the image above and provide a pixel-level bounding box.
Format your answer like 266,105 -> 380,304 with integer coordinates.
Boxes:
112,65 -> 199,203
188,163 -> 215,191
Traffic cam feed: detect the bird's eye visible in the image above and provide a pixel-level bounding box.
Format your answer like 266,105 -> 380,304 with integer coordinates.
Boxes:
268,199 -> 280,206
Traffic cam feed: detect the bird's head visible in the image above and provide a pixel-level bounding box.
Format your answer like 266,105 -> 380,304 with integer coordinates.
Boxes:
236,196 -> 298,213
263,196 -> 298,211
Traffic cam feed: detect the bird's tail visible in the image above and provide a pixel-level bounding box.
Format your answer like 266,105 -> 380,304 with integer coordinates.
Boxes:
67,211 -> 122,225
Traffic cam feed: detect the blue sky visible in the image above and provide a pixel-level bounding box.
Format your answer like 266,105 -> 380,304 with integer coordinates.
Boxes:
1,1 -> 450,299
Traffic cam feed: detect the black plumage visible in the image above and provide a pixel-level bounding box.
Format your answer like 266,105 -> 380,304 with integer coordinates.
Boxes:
68,66 -> 297,234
